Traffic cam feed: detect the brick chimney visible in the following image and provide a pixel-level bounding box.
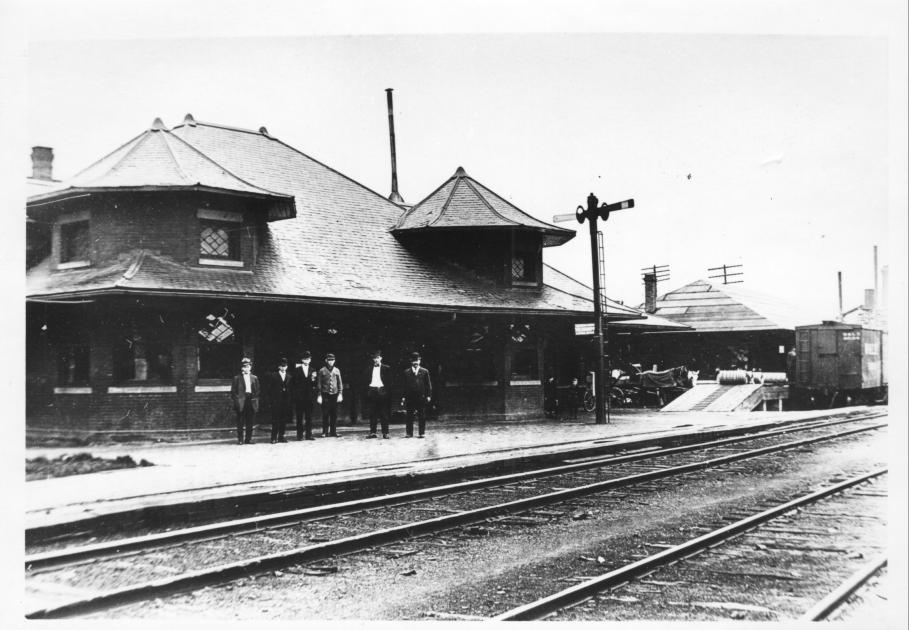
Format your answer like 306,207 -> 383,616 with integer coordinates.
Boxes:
644,273 -> 657,314
31,146 -> 54,180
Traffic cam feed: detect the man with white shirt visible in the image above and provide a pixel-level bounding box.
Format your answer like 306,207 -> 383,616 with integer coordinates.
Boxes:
362,350 -> 392,439
265,357 -> 293,444
402,352 -> 432,438
230,357 -> 260,445
291,351 -> 317,440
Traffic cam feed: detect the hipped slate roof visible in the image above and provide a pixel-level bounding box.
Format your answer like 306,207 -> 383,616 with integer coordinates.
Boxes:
393,166 -> 574,247
28,117 -> 294,207
26,117 -> 633,317
28,248 -> 601,315
643,279 -> 798,332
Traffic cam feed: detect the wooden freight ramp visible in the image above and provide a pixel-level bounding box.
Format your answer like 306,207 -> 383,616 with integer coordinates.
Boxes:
662,383 -> 765,412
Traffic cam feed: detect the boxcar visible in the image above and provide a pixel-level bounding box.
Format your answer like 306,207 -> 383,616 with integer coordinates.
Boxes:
793,321 -> 887,407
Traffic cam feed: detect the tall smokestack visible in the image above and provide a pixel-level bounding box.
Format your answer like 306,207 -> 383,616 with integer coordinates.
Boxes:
837,271 -> 844,320
31,146 -> 54,180
881,265 -> 889,312
873,245 -> 878,312
644,273 -> 657,314
385,88 -> 404,204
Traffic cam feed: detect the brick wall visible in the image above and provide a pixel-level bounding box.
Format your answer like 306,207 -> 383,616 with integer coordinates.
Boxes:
90,192 -> 258,264
504,384 -> 544,419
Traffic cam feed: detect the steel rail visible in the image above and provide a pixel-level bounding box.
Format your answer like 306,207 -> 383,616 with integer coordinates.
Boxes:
26,412 -> 883,571
493,468 -> 887,620
25,421 -> 885,619
799,555 -> 888,621
28,409 -> 880,511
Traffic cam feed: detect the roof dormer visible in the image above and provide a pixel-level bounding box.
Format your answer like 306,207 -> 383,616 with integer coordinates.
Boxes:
392,167 -> 574,288
393,166 -> 573,246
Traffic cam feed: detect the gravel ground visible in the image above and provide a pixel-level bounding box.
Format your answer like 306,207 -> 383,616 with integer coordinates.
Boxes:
72,427 -> 888,621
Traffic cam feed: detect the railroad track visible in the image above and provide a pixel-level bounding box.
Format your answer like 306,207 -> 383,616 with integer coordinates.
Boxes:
495,470 -> 888,621
25,411 -> 887,619
800,555 -> 887,621
26,409 -> 883,547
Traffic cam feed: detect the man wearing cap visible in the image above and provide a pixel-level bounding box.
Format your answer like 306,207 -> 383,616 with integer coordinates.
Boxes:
362,350 -> 392,439
402,352 -> 432,438
266,357 -> 294,444
291,351 -> 317,440
230,358 -> 260,444
316,353 -> 343,437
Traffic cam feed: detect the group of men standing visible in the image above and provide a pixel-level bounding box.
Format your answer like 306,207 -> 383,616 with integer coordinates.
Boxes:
229,350 -> 433,444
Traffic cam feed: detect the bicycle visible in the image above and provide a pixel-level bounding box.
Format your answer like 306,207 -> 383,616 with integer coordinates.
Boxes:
582,383 -> 627,412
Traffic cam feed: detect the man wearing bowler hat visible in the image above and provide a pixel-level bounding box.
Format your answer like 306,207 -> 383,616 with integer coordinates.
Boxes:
362,350 -> 392,439
266,357 -> 293,443
402,352 -> 432,438
291,351 -> 317,440
316,353 -> 343,437
230,357 -> 260,444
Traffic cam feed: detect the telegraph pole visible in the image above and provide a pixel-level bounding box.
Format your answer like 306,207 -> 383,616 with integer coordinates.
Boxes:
554,193 -> 634,424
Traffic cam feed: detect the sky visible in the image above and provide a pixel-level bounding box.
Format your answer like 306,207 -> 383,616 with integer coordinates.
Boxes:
7,0 -> 903,324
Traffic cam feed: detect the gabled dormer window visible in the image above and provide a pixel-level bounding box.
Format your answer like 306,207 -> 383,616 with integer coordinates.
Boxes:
511,252 -> 537,283
198,208 -> 244,267
55,210 -> 91,270
509,232 -> 542,287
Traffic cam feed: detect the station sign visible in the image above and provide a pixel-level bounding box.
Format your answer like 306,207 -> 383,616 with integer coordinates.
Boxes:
574,322 -> 595,336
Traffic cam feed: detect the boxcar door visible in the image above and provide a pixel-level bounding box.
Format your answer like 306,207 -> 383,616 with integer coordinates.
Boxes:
837,329 -> 862,390
813,328 -> 839,388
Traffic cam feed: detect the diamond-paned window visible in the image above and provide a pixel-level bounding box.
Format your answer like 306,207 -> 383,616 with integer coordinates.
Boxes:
201,225 -> 228,257
511,256 -> 525,280
199,220 -> 240,260
511,253 -> 536,283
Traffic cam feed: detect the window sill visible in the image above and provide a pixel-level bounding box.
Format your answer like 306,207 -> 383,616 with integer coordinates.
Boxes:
195,384 -> 232,393
511,280 -> 540,288
198,257 -> 244,268
56,260 -> 91,270
108,385 -> 177,394
510,379 -> 541,386
54,386 -> 92,394
444,381 -> 499,387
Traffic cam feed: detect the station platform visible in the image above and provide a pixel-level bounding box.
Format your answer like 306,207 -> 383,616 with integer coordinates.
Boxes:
24,408 -> 862,534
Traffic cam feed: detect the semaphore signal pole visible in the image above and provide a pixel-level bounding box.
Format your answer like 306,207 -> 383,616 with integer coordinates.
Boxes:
554,192 -> 634,425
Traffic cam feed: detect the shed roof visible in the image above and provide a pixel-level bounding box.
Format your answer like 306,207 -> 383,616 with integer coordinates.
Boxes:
642,279 -> 798,332
393,166 -> 574,246
27,117 -> 630,319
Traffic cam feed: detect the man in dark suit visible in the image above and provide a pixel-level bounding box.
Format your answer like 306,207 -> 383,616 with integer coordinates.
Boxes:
402,352 -> 432,438
362,350 -> 392,439
265,357 -> 293,444
291,350 -> 317,440
315,353 -> 343,437
230,357 -> 260,444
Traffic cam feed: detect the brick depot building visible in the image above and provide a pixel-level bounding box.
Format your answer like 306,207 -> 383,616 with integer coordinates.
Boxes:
26,115 -> 649,435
